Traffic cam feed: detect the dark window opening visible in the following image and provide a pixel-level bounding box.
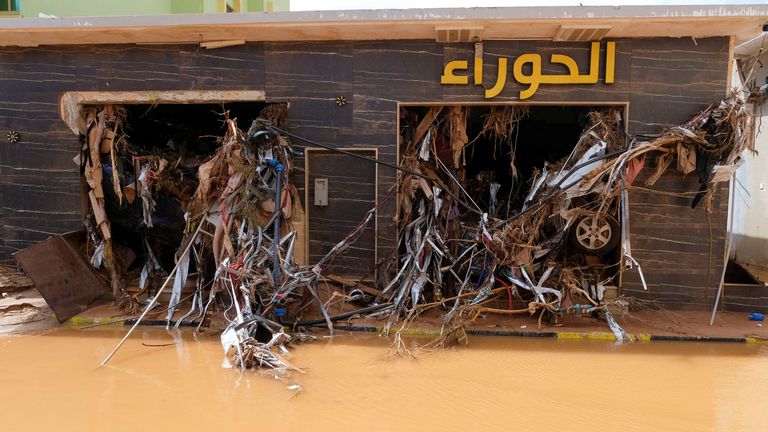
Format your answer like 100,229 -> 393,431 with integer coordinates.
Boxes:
464,106 -> 601,216
84,102 -> 265,272
401,105 -> 623,218
1,0 -> 18,12
398,104 -> 626,301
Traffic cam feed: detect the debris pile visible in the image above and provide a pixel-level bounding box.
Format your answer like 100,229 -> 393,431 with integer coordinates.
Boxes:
75,93 -> 753,370
0,265 -> 33,293
0,265 -> 53,332
381,94 -> 753,347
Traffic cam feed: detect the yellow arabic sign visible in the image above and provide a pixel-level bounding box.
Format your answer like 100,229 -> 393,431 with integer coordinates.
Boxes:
441,41 -> 616,100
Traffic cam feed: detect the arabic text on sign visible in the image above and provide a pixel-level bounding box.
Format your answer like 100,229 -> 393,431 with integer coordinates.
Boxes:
440,41 -> 616,100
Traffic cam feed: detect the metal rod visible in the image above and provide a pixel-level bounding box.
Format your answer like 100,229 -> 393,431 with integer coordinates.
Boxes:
99,217 -> 206,367
272,160 -> 284,288
710,174 -> 736,326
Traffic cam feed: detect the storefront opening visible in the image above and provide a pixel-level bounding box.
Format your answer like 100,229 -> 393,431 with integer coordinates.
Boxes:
397,103 -> 627,306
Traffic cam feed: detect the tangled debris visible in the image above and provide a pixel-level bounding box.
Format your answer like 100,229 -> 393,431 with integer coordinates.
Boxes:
81,93 -> 752,371
382,93 -> 752,349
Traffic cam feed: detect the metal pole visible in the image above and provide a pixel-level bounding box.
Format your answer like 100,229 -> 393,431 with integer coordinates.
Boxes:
710,174 -> 736,326
99,218 -> 205,366
271,160 -> 284,288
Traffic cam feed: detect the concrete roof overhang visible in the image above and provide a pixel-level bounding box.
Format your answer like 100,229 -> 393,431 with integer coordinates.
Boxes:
0,5 -> 767,47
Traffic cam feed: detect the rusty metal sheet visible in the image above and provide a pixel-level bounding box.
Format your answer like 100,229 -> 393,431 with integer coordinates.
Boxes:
14,231 -> 107,322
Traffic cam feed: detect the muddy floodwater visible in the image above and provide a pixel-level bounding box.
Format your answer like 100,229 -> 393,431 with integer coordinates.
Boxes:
1,328 -> 767,431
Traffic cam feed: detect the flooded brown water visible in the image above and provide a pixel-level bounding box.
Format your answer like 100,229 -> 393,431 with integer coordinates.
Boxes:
1,328 -> 767,431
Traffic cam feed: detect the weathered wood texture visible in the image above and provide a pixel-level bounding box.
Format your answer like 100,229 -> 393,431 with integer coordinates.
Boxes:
722,283 -> 768,313
0,37 -> 729,308
264,40 -> 443,268
621,37 -> 730,308
306,150 -> 376,275
0,44 -> 265,256
622,156 -> 729,309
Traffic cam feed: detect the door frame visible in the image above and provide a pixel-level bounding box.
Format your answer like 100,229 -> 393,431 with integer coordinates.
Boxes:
304,147 -> 379,276
395,101 -> 630,286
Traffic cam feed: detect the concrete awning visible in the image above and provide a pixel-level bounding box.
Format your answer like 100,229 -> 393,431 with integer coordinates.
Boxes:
0,5 -> 767,47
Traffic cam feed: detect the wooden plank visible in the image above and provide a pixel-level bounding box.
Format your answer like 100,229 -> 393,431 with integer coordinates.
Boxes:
412,106 -> 443,146
325,274 -> 382,296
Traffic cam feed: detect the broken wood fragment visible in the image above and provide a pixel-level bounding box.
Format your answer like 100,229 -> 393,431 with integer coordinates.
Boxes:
325,274 -> 382,297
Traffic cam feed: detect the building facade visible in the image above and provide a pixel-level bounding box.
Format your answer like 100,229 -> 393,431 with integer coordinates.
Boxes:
0,6 -> 766,309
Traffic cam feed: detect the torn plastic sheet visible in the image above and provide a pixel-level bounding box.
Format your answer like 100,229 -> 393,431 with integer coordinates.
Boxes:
174,243 -> 209,328
523,167 -> 548,210
605,310 -> 631,343
410,271 -> 428,308
139,239 -> 162,293
165,246 -> 191,323
502,267 -> 563,307
419,129 -> 431,161
479,213 -> 492,245
139,264 -> 150,292
710,158 -> 744,184
176,286 -> 204,329
90,241 -> 105,268
432,186 -> 443,218
381,255 -> 413,295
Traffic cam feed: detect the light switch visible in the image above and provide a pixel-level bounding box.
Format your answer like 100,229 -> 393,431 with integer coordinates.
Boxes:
314,178 -> 328,206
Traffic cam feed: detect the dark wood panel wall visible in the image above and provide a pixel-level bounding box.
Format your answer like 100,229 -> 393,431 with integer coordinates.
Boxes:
0,37 -> 729,308
623,37 -> 730,308
306,149 -> 377,275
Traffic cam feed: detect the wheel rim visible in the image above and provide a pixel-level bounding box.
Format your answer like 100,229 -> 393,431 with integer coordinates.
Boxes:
575,215 -> 612,251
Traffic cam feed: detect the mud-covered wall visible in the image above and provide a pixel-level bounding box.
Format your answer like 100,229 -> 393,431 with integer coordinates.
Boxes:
0,37 -> 729,307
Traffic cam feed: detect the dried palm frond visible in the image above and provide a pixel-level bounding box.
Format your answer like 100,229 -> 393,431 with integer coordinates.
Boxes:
230,337 -> 290,370
491,194 -> 562,267
478,106 -> 529,142
585,108 -> 625,152
257,102 -> 289,129
447,106 -> 469,169
583,92 -> 755,212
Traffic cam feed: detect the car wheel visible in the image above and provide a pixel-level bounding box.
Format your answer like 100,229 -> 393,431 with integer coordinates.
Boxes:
569,213 -> 620,256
